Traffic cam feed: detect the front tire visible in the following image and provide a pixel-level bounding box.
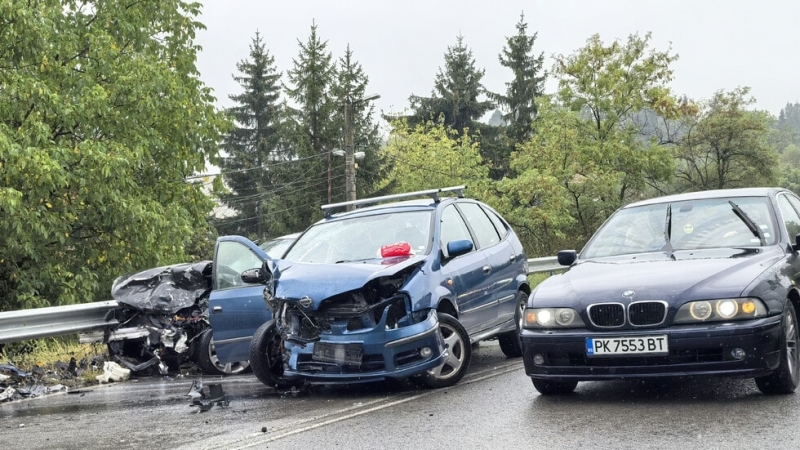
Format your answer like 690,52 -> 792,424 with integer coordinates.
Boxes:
755,301 -> 800,395
418,313 -> 471,389
532,378 -> 578,395
498,290 -> 527,358
249,320 -> 303,389
195,329 -> 250,376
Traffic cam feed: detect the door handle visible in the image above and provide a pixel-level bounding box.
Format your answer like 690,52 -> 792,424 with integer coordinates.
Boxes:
212,306 -> 222,313
482,265 -> 491,274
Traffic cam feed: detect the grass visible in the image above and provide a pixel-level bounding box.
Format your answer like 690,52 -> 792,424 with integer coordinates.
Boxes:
1,336 -> 107,385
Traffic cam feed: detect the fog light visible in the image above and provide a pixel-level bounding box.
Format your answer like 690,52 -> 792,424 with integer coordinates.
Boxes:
420,347 -> 432,358
533,354 -> 545,365
731,348 -> 746,360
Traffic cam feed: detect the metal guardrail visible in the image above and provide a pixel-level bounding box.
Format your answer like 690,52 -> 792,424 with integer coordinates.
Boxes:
526,256 -> 566,275
0,300 -> 120,344
0,256 -> 564,345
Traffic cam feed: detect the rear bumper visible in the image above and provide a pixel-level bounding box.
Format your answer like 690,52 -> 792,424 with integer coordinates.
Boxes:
521,315 -> 783,381
284,310 -> 445,384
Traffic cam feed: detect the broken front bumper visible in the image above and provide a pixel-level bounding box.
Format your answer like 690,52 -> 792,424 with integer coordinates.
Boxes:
284,309 -> 445,384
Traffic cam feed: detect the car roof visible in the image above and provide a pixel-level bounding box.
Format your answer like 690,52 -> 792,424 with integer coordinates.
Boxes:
625,187 -> 786,208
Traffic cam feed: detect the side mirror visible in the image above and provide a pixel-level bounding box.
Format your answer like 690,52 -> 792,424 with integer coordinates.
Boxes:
241,268 -> 267,284
446,239 -> 474,259
794,233 -> 800,252
557,250 -> 577,266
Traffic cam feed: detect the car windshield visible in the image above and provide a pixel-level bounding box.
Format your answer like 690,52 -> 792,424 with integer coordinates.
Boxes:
582,196 -> 777,259
259,236 -> 295,258
283,210 -> 434,264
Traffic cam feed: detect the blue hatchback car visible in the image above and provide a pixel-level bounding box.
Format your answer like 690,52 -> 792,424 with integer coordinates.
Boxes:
208,186 -> 529,388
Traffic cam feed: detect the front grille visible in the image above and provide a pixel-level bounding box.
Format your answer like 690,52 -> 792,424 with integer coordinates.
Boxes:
587,303 -> 625,327
628,301 -> 667,326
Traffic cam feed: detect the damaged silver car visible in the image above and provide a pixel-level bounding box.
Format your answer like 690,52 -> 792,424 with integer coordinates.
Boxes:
96,261 -> 250,376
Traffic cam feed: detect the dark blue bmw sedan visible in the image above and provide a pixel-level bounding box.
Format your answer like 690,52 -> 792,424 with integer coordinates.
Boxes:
521,187 -> 800,395
209,186 -> 530,389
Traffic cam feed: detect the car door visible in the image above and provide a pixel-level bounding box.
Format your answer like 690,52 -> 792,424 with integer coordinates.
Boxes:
456,202 -> 518,328
438,204 -> 494,334
208,236 -> 272,365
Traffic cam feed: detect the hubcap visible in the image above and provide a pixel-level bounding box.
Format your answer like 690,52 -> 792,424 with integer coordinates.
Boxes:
428,323 -> 465,380
208,338 -> 249,374
786,311 -> 798,378
516,296 -> 525,330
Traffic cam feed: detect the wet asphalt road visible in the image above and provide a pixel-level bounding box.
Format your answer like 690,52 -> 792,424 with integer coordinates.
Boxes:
1,340 -> 799,450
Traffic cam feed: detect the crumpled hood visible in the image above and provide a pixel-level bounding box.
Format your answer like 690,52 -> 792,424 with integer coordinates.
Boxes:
533,247 -> 784,308
111,261 -> 212,313
273,254 -> 426,308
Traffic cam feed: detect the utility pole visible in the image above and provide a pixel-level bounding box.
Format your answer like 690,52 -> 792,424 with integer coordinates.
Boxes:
343,94 -> 380,211
344,99 -> 356,210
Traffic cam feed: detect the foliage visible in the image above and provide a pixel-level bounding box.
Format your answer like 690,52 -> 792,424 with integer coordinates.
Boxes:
408,35 -> 493,135
487,12 -> 546,176
214,31 -> 284,239
777,102 -> 800,143
496,33 -> 678,254
673,88 -> 777,191
0,0 -> 227,310
379,120 -> 492,198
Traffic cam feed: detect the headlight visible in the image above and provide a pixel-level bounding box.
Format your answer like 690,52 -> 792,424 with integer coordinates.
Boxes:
675,298 -> 766,323
523,308 -> 585,329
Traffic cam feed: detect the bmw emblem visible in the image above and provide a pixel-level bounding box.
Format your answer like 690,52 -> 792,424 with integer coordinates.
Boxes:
299,296 -> 313,308
622,290 -> 636,298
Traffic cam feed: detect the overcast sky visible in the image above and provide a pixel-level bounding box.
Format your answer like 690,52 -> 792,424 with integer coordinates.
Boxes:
195,0 -> 800,119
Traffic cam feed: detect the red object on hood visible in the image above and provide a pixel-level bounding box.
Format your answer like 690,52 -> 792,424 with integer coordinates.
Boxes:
380,242 -> 412,258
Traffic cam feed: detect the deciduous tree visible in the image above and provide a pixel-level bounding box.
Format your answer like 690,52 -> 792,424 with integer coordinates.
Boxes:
0,0 -> 227,310
674,87 -> 777,191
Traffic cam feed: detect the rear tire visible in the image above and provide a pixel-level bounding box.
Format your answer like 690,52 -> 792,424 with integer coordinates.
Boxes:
498,290 -> 527,358
532,378 -> 578,395
249,321 -> 303,389
418,313 -> 471,389
755,301 -> 800,395
195,329 -> 250,376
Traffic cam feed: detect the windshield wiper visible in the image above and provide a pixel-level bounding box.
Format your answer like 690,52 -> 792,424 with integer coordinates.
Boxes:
728,201 -> 766,246
663,204 -> 675,258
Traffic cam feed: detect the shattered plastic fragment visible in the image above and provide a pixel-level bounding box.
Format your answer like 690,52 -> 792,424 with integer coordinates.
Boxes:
187,379 -> 228,412
0,363 -> 32,378
0,387 -> 18,402
95,362 -> 131,383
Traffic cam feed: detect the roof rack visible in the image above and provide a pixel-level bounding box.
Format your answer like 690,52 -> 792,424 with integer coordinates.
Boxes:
321,185 -> 466,217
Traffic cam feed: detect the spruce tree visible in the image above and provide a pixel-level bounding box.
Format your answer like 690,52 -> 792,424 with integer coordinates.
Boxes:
331,46 -> 384,200
409,35 -> 493,135
489,12 -> 546,150
281,23 -> 338,231
215,32 -> 284,239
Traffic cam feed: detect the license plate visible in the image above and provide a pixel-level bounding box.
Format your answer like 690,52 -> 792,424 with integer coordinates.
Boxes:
312,342 -> 363,365
586,335 -> 668,356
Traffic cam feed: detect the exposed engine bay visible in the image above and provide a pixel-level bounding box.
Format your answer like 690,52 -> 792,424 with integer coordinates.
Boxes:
101,261 -> 214,375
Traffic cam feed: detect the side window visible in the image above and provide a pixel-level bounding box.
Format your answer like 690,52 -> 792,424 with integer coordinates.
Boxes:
214,241 -> 264,290
777,195 -> 800,241
440,205 -> 474,252
458,202 -> 501,249
482,205 -> 509,239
